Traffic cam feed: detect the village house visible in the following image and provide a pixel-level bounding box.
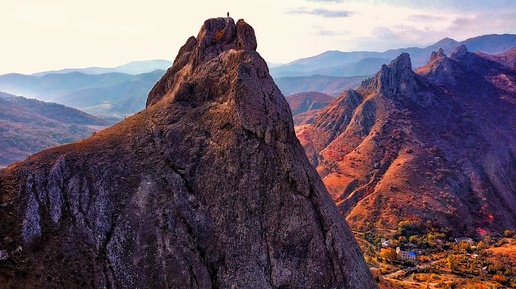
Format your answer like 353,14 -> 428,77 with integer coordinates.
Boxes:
381,238 -> 391,248
396,247 -> 417,262
454,237 -> 473,244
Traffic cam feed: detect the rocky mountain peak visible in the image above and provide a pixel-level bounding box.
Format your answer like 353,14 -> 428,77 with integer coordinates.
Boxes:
450,44 -> 469,60
0,17 -> 376,289
146,17 -> 258,107
417,47 -> 458,85
430,47 -> 447,62
193,18 -> 257,64
368,53 -> 417,100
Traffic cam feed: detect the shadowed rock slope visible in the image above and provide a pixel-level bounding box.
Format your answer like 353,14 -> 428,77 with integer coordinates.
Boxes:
0,17 -> 376,289
297,46 -> 516,236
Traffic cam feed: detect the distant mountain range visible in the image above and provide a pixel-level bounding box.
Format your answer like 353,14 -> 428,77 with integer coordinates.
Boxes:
0,70 -> 164,120
271,34 -> 516,78
32,59 -> 172,76
275,75 -> 364,96
0,91 -> 109,167
0,34 -> 514,120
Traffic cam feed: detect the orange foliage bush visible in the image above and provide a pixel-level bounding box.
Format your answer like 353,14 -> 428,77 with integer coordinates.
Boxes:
215,29 -> 225,41
492,274 -> 508,285
379,247 -> 397,262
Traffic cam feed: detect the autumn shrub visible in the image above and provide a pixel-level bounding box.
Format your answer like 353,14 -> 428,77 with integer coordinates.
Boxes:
492,274 -> 508,285
379,247 -> 397,262
215,29 -> 225,41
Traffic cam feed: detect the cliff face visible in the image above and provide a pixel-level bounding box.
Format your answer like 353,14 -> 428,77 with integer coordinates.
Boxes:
0,17 -> 376,289
297,46 -> 516,235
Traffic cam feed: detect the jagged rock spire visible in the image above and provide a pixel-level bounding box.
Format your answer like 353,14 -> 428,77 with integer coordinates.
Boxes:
430,47 -> 447,62
368,53 -> 416,99
147,17 -> 257,107
450,44 -> 468,60
0,17 -> 377,289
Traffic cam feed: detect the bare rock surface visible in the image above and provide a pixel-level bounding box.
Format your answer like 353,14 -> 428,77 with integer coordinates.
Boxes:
0,17 -> 377,289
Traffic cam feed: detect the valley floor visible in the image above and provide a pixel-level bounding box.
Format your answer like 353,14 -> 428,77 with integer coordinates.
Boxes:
356,231 -> 516,288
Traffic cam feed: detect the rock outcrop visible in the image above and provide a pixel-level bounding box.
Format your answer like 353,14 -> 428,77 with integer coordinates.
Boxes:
0,17 -> 377,289
365,53 -> 427,105
450,44 -> 469,60
429,48 -> 446,62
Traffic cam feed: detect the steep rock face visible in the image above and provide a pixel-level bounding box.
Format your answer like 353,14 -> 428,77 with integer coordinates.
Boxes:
370,53 -> 415,98
0,18 -> 376,289
298,48 -> 516,235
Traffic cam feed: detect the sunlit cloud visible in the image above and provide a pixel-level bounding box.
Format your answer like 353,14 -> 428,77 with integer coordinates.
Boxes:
288,8 -> 351,18
307,0 -> 344,3
317,30 -> 347,36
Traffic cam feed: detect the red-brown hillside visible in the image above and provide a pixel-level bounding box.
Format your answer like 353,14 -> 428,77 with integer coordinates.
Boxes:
286,91 -> 333,125
297,46 -> 516,236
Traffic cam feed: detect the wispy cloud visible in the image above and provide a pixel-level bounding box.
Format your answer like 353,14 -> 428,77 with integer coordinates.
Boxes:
307,0 -> 344,2
288,8 -> 351,18
317,30 -> 346,36
407,14 -> 448,22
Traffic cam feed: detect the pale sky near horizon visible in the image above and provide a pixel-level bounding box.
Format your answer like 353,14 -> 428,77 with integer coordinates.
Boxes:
1,0 -> 515,75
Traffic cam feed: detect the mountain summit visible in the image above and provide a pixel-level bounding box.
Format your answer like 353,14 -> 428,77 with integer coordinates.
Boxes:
0,17 -> 376,289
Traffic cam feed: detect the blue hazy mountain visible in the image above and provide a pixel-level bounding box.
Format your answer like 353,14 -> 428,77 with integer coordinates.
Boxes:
32,59 -> 172,76
270,34 -> 516,78
0,70 -> 164,119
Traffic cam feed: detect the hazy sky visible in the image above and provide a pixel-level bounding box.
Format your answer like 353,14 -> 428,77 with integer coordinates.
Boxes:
1,0 -> 515,75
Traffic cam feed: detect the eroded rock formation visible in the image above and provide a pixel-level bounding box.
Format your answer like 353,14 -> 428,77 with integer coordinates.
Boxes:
0,17 -> 377,289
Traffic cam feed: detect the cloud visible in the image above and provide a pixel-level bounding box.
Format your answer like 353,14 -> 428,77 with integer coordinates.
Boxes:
288,8 -> 351,18
447,10 -> 516,40
307,0 -> 344,2
407,14 -> 448,22
317,30 -> 345,36
12,3 -> 72,27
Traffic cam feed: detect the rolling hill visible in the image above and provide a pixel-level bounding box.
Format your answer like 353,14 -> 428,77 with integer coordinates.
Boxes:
0,70 -> 163,120
32,59 -> 172,76
0,91 -> 109,167
286,91 -> 334,125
